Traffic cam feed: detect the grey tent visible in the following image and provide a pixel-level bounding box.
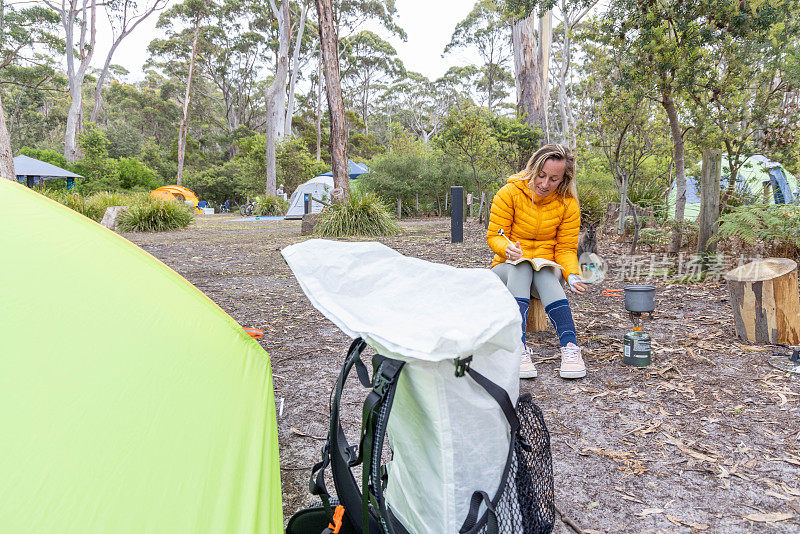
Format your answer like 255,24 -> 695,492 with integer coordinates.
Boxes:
14,155 -> 84,189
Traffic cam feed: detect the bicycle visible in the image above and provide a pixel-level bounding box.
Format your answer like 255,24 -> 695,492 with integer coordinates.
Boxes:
239,201 -> 254,217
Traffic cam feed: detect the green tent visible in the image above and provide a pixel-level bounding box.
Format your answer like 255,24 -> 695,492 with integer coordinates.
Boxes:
667,155 -> 800,221
0,180 -> 281,532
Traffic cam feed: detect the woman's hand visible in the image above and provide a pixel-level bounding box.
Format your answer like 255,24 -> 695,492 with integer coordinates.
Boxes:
567,274 -> 587,295
505,241 -> 523,262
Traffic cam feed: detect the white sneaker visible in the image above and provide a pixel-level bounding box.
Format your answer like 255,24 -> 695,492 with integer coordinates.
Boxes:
559,343 -> 586,378
520,347 -> 538,379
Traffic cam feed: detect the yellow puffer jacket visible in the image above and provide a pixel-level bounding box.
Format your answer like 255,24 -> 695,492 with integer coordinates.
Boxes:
487,172 -> 581,278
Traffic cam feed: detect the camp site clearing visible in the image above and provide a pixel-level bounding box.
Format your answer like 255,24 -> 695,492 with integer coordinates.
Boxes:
126,215 -> 800,533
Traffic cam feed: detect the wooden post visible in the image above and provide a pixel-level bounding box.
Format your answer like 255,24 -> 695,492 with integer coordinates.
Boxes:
697,149 -> 721,254
397,197 -> 401,219
724,258 -> 800,344
526,298 -> 550,333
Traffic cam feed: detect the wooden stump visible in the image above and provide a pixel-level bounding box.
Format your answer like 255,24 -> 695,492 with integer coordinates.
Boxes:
301,213 -> 319,236
724,258 -> 800,345
526,297 -> 550,333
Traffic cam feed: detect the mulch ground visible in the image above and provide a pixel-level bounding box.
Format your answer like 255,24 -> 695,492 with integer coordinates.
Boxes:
125,215 -> 800,533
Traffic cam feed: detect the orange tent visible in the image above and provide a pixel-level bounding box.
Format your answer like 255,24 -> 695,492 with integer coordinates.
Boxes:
150,186 -> 200,213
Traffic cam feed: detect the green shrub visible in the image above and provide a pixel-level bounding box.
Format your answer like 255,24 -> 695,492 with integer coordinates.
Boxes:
638,227 -> 670,250
315,191 -> 401,237
577,183 -> 613,225
715,203 -> 800,257
117,198 -> 194,232
36,187 -> 87,214
253,195 -> 289,216
117,158 -> 162,190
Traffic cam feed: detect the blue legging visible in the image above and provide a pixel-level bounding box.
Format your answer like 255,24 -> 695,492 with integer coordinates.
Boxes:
491,263 -> 577,347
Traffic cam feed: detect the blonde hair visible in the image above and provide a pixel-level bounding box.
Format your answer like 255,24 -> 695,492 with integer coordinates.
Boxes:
524,144 -> 577,200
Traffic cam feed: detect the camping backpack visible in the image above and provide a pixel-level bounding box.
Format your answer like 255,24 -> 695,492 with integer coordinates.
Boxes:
286,337 -> 555,534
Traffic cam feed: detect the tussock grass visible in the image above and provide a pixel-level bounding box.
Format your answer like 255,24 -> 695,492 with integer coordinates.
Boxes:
314,191 -> 400,237
254,195 -> 289,216
38,188 -> 145,222
117,199 -> 194,232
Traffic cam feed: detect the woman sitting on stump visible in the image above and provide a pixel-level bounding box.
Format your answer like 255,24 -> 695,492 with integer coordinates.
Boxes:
487,144 -> 587,379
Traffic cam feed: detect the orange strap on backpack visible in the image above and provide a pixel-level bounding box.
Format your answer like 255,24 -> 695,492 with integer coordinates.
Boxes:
328,505 -> 345,534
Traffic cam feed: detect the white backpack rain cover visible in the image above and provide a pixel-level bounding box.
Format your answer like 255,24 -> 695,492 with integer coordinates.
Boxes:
282,239 -> 523,534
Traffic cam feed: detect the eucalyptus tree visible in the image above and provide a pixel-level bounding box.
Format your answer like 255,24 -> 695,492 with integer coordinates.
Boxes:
444,0 -> 513,111
550,0 -> 597,146
89,0 -> 169,124
43,0 -> 99,161
263,0 -> 290,197
316,0 -> 348,198
340,30 -> 404,134
0,2 -> 61,179
686,0 -> 800,204
601,0 -> 714,253
149,0 -> 212,185
384,72 -> 452,144
503,0 -> 554,138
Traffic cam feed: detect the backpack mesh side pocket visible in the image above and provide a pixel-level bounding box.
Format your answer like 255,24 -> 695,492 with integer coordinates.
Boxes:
480,393 -> 555,534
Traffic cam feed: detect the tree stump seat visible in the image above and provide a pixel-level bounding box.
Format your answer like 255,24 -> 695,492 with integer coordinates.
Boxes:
724,258 -> 800,345
526,296 -> 550,334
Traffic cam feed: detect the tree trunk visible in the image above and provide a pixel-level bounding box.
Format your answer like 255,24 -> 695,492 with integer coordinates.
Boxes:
63,0 -> 97,162
725,258 -> 800,345
511,9 -> 551,139
697,149 -> 721,254
284,2 -> 308,138
316,0 -> 348,199
618,173 -> 629,235
663,92 -> 686,254
316,46 -> 322,161
264,0 -> 290,197
0,91 -> 15,181
176,10 -> 202,187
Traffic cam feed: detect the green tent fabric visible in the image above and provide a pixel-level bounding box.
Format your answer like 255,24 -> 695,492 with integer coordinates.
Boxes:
0,180 -> 281,532
668,155 -> 800,221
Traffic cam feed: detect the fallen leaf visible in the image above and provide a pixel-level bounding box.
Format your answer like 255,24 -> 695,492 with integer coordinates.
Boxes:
636,508 -> 665,517
744,512 -> 794,522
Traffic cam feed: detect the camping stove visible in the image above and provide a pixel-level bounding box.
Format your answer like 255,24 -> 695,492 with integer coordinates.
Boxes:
605,285 -> 656,367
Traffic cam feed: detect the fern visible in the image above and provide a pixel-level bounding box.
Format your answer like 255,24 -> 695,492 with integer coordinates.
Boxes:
715,203 -> 800,257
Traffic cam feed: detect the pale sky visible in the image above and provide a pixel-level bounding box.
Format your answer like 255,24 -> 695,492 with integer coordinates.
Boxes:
101,0 -> 482,82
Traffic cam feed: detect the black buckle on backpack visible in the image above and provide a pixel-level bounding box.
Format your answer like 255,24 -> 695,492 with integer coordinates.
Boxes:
454,356 -> 472,377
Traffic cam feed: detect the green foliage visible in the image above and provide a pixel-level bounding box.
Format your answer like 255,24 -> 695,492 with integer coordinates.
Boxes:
276,137 -> 330,195
638,227 -> 670,251
72,125 -> 120,194
20,147 -> 67,168
183,159 -> 246,204
117,158 -> 162,190
577,183 -> 613,225
253,196 -> 289,216
314,190 -> 401,237
117,198 -> 194,232
715,203 -> 800,257
37,188 -> 145,222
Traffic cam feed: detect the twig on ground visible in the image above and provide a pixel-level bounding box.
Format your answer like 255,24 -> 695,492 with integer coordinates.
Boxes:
555,503 -> 586,534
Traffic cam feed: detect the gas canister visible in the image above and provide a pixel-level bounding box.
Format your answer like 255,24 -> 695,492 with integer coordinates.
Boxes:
623,330 -> 651,367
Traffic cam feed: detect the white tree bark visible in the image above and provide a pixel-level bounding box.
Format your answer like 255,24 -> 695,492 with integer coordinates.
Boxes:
176,9 -> 203,186
52,0 -> 97,162
284,1 -> 308,138
511,9 -> 551,141
90,0 -> 168,124
0,91 -> 15,182
264,0 -> 290,196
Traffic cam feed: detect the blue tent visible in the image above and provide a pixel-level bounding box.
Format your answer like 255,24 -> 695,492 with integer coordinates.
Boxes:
13,155 -> 84,189
321,159 -> 370,179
